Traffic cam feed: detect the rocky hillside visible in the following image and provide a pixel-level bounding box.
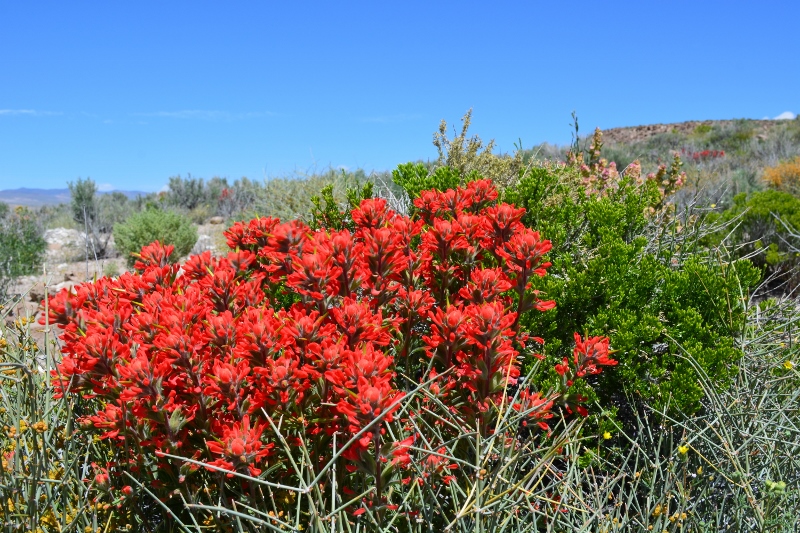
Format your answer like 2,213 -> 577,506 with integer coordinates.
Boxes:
600,118 -> 787,145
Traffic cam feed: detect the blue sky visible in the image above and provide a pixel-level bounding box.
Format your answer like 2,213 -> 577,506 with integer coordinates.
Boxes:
1,1 -> 798,192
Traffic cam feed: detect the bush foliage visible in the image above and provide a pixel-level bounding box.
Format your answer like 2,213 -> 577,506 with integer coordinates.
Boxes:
392,128 -> 758,421
505,162 -> 760,418
113,208 -> 198,266
709,189 -> 800,290
0,203 -> 46,298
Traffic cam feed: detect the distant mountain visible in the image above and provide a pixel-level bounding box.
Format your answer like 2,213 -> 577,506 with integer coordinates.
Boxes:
0,188 -> 151,207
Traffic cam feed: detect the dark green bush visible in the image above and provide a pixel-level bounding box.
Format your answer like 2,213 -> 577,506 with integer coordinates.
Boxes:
718,190 -> 800,262
113,208 -> 197,266
392,156 -> 759,420
0,203 -> 46,297
710,189 -> 800,290
505,164 -> 760,418
391,162 -> 467,200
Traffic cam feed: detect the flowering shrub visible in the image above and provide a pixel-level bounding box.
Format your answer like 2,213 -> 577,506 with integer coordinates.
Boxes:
571,128 -> 686,203
503,153 -> 757,422
680,148 -> 726,161
43,180 -> 616,526
762,155 -> 800,196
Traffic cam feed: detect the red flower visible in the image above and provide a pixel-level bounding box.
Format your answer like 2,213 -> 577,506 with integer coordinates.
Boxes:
497,228 -> 553,280
424,306 -> 468,368
133,241 -> 175,271
286,237 -> 341,302
389,435 -> 415,467
203,359 -> 251,411
336,376 -> 404,448
457,268 -> 512,304
573,333 -> 617,377
483,203 -> 526,246
351,198 -> 395,229
330,298 -> 392,349
206,416 -> 273,478
42,178 -> 619,509
513,389 -> 555,431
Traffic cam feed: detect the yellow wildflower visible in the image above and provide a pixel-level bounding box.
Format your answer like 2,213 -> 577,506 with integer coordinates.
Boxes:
652,504 -> 663,517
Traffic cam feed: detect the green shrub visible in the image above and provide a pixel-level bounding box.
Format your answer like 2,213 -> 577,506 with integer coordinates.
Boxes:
165,174 -> 207,211
392,110 -> 526,200
431,109 -> 525,187
709,190 -> 800,290
102,260 -> 120,278
0,203 -> 46,298
392,123 -> 758,420
717,190 -> 800,259
113,208 -> 197,266
504,163 -> 759,418
391,162 -> 468,200
308,180 -> 374,231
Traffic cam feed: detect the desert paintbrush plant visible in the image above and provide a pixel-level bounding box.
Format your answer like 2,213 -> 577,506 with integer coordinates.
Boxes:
42,180 -> 618,531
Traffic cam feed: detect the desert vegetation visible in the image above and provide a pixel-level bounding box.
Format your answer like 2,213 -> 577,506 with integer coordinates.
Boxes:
1,112 -> 799,532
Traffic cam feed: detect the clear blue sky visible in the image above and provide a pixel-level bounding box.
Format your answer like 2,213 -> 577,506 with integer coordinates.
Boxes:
1,1 -> 797,192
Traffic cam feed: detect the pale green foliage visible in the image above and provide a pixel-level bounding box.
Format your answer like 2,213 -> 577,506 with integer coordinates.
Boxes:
433,109 -> 526,187
166,175 -> 207,211
68,178 -> 133,258
162,169 -> 372,224
0,303 -> 109,531
113,208 -> 197,266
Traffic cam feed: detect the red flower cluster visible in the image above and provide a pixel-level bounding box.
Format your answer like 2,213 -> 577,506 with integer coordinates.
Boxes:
555,333 -> 618,381
43,179 -> 615,513
680,148 -> 725,161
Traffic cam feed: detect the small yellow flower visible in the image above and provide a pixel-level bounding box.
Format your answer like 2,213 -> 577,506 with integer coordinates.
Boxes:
784,360 -> 794,370
603,431 -> 612,440
652,504 -> 663,517
696,466 -> 703,475
678,445 -> 689,455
